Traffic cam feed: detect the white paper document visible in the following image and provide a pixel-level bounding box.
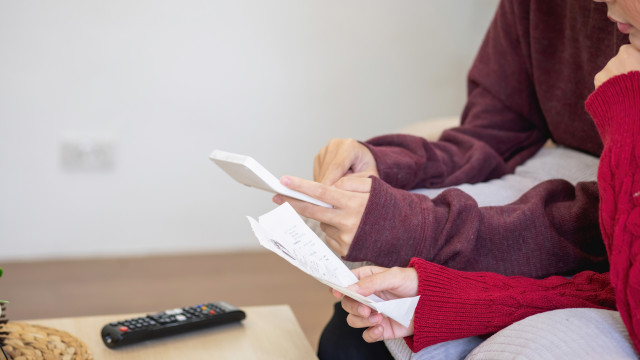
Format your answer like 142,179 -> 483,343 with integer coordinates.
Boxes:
247,203 -> 420,328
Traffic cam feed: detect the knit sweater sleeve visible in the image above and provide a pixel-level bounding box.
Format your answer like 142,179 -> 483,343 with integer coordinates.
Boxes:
364,0 -> 548,190
404,258 -> 616,352
345,176 -> 607,278
585,71 -> 640,353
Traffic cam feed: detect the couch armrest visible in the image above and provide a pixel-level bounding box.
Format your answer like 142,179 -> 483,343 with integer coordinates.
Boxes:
399,117 -> 555,148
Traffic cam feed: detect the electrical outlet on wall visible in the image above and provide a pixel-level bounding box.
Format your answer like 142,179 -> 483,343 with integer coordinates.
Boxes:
59,133 -> 116,171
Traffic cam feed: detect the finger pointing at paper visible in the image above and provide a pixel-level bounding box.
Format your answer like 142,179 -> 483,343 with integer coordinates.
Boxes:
272,175 -> 371,257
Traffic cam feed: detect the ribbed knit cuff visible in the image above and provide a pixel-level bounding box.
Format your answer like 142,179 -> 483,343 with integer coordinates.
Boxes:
585,71 -> 640,149
403,258 -> 499,352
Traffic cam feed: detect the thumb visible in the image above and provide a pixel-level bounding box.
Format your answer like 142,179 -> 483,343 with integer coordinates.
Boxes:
354,268 -> 401,297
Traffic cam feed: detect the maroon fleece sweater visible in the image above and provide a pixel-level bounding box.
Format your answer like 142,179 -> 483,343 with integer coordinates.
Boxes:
403,71 -> 640,354
346,0 -> 628,278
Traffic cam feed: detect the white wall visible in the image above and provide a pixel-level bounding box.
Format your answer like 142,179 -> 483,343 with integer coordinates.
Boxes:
0,0 -> 498,260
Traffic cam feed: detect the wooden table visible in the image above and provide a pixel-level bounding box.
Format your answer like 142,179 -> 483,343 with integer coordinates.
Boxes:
22,305 -> 317,359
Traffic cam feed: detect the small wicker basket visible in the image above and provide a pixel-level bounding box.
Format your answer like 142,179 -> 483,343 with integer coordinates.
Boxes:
0,322 -> 93,360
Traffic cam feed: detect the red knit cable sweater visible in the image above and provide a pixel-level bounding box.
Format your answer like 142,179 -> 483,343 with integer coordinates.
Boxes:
403,71 -> 640,353
587,71 -> 640,353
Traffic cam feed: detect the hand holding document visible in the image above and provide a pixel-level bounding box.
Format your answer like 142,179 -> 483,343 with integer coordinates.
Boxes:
210,150 -> 332,208
247,203 -> 419,328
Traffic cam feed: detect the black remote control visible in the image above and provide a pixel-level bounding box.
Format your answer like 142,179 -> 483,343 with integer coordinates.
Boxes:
101,301 -> 246,348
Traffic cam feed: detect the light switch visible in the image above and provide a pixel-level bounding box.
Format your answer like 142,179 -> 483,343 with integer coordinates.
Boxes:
59,134 -> 116,171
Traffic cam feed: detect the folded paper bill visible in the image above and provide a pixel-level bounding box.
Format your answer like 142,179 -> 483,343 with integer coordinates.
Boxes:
247,202 -> 420,328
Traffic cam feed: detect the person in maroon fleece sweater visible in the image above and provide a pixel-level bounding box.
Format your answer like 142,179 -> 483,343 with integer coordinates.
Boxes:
277,0 -> 625,277
330,0 -> 640,356
273,0 -> 631,358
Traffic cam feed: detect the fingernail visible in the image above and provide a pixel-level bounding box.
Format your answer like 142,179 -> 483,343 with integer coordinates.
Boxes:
280,176 -> 291,186
369,314 -> 379,323
273,195 -> 283,204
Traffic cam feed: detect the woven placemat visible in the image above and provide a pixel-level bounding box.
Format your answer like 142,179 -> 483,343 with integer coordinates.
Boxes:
0,322 -> 93,360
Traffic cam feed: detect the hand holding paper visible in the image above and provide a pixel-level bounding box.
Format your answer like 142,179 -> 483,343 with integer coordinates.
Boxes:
333,265 -> 420,342
247,203 -> 419,328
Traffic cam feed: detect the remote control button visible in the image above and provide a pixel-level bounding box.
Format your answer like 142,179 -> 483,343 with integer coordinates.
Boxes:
119,326 -> 129,332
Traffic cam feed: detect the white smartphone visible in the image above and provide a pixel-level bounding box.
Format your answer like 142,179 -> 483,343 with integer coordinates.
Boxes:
209,150 -> 332,208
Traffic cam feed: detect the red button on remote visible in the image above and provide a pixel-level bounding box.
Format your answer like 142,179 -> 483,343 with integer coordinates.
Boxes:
119,326 -> 129,332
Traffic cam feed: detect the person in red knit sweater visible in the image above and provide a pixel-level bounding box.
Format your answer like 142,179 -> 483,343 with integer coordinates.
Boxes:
330,0 -> 640,355
277,1 -> 622,358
